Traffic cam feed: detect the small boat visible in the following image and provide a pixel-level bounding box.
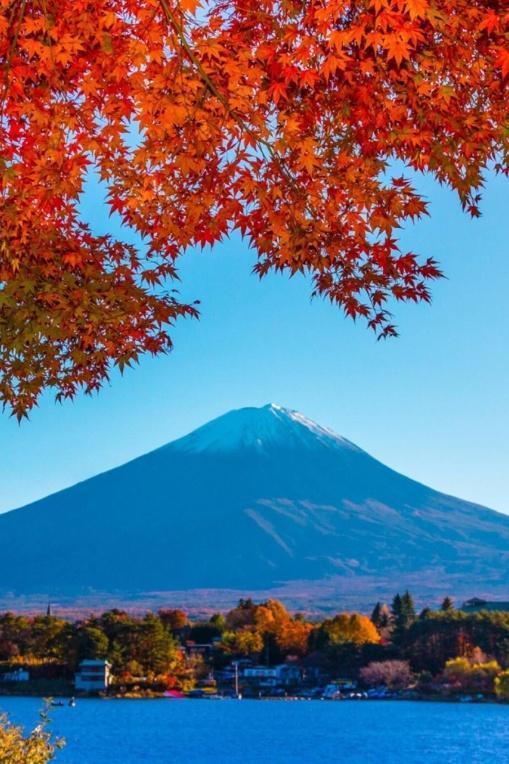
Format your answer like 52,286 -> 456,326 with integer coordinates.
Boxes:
163,690 -> 185,700
69,697 -> 76,707
51,701 -> 65,707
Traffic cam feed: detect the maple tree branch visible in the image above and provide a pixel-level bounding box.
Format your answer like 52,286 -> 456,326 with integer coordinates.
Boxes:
158,0 -> 302,193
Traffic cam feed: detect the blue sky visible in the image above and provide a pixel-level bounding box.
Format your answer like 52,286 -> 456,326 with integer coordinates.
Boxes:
0,171 -> 507,515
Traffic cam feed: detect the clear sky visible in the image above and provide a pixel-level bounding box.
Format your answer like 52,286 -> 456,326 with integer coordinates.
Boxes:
0,170 -> 507,515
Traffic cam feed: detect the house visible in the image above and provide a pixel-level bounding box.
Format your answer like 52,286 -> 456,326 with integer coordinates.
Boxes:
243,664 -> 302,687
74,659 -> 112,692
184,640 -> 221,658
243,666 -> 279,687
0,668 -> 29,682
462,598 -> 509,613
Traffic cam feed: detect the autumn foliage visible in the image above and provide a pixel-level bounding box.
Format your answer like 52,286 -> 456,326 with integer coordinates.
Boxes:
0,704 -> 64,763
442,649 -> 501,693
317,612 -> 381,645
222,598 -> 314,657
0,0 -> 507,416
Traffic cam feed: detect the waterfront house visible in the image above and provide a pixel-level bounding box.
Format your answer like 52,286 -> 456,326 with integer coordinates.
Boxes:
74,659 -> 112,692
243,664 -> 302,687
243,666 -> 279,687
462,598 -> 509,613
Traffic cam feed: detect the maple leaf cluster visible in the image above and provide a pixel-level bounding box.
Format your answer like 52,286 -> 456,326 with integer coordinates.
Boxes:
0,0 -> 507,417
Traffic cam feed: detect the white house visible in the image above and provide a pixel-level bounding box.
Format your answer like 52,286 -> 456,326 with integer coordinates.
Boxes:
243,667 -> 279,679
243,664 -> 301,687
74,659 -> 112,692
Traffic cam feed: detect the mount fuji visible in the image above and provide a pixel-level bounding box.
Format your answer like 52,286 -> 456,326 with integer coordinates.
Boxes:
1,403 -> 509,609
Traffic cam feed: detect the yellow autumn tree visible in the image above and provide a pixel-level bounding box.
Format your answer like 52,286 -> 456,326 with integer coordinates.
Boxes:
495,670 -> 509,701
0,705 -> 64,764
443,654 -> 500,693
320,613 -> 381,645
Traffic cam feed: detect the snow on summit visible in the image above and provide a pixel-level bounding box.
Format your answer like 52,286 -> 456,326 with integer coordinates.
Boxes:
170,403 -> 360,454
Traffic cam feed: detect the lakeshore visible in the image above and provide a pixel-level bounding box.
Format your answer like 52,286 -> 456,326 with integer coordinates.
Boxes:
0,687 -> 506,704
2,594 -> 509,706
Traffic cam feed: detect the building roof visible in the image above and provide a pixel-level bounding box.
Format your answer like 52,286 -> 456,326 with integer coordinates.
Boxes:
462,598 -> 509,611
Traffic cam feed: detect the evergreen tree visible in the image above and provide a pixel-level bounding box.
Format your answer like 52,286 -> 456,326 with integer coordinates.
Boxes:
401,591 -> 416,626
391,591 -> 416,646
371,602 -> 391,629
391,594 -> 403,623
441,597 -> 454,612
371,602 -> 383,627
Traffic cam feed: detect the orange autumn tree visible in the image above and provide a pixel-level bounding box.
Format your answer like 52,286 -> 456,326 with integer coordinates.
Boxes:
0,0 -> 507,417
221,598 -> 313,657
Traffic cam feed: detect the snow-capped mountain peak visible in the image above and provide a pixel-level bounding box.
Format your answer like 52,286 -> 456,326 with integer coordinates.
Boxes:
169,403 -> 360,454
2,401 -> 508,605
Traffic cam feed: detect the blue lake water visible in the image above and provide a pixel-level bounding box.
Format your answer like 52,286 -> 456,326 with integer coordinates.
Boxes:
0,697 -> 507,763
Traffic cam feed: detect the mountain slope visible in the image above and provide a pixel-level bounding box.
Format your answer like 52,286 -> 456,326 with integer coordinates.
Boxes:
1,403 -> 508,605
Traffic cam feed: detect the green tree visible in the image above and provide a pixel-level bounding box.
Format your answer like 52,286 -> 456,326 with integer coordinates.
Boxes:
76,626 -> 109,662
220,628 -> 264,657
495,670 -> 509,701
391,594 -> 402,621
391,591 -> 416,646
209,614 -> 226,633
371,602 -> 391,630
187,623 -> 222,644
0,614 -> 31,657
441,597 -> 454,612
28,617 -> 68,661
139,614 -> 178,675
401,592 -> 416,624
107,640 -> 125,676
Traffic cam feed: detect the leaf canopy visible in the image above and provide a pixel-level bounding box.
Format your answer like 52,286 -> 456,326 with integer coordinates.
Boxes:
0,0 -> 507,417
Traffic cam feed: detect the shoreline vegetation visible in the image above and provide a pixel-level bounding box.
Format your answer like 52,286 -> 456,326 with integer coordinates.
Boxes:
2,594 -> 509,705
0,701 -> 65,760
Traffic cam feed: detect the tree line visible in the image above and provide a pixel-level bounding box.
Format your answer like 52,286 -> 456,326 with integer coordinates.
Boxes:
2,594 -> 509,698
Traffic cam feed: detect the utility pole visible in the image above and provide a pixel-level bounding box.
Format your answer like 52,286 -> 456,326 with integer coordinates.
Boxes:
233,661 -> 241,699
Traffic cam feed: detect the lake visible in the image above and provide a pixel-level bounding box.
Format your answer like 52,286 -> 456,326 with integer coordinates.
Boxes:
0,697 -> 507,763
